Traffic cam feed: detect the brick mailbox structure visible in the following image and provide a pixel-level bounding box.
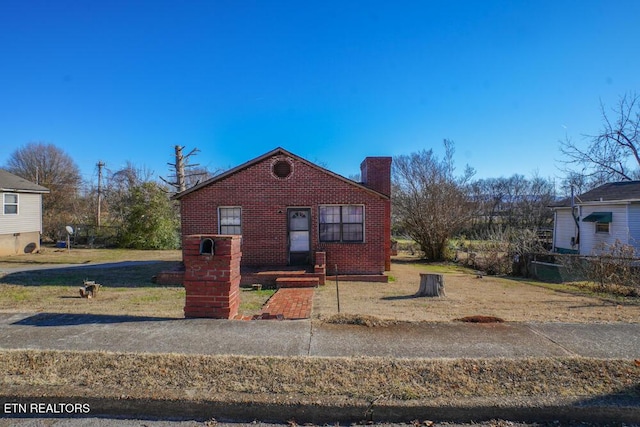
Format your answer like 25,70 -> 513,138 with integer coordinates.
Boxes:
182,234 -> 242,319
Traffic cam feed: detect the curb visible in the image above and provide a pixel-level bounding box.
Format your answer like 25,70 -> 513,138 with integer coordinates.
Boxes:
2,396 -> 639,424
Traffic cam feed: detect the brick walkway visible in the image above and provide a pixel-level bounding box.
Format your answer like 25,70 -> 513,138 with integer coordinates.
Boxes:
256,288 -> 314,320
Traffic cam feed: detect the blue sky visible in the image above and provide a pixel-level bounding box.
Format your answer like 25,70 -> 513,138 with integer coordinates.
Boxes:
1,0 -> 638,187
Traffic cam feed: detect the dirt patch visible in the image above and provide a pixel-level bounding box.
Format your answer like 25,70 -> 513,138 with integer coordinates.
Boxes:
322,313 -> 397,327
314,256 -> 640,323
454,315 -> 505,323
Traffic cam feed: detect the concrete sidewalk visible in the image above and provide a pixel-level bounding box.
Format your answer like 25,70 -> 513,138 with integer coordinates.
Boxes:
1,313 -> 640,424
0,312 -> 638,359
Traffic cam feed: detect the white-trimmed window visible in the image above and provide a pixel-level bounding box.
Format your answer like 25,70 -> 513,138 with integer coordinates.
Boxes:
3,193 -> 18,215
582,212 -> 612,234
319,205 -> 364,242
219,207 -> 241,234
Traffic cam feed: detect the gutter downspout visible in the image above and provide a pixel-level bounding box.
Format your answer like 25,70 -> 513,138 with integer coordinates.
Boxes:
571,185 -> 580,252
552,210 -> 557,250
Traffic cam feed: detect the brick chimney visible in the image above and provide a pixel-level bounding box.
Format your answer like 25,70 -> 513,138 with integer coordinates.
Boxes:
360,157 -> 392,197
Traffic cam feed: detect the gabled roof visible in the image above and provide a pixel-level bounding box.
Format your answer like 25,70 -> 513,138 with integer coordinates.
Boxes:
0,169 -> 49,194
174,147 -> 389,200
552,181 -> 640,207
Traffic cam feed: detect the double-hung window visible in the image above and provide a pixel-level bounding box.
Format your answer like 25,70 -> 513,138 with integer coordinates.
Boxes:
319,205 -> 364,242
219,207 -> 241,234
3,193 -> 18,215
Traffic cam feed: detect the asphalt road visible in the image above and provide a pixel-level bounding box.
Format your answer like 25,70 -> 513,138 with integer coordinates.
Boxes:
0,418 -> 611,427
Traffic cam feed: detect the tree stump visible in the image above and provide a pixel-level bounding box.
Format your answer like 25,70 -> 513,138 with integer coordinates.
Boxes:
417,273 -> 445,297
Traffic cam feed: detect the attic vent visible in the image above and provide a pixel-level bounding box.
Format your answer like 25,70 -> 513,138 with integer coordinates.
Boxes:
272,160 -> 292,179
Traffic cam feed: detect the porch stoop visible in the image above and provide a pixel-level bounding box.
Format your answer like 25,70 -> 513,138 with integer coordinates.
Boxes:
276,276 -> 319,288
241,251 -> 327,287
241,269 -> 325,287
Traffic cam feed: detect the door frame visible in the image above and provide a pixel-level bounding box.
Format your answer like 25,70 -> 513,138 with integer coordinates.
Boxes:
287,207 -> 311,265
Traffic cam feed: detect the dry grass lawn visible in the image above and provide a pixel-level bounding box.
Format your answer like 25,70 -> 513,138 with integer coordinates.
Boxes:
0,247 -> 273,318
1,249 -> 639,322
1,349 -> 638,406
314,255 -> 640,323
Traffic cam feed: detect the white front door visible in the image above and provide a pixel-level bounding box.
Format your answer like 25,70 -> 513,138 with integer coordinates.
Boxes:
288,208 -> 311,265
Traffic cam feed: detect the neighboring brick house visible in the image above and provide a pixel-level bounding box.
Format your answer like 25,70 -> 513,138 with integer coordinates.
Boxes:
0,169 -> 49,256
175,147 -> 392,280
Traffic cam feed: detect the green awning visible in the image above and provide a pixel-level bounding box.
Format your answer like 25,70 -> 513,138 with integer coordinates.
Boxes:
582,212 -> 612,223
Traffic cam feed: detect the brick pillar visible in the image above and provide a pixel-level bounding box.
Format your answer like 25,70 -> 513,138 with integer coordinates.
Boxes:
315,251 -> 326,267
314,251 -> 326,285
183,235 -> 242,319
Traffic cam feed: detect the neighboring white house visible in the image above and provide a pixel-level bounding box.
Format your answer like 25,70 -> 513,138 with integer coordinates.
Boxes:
551,181 -> 640,255
0,169 -> 50,256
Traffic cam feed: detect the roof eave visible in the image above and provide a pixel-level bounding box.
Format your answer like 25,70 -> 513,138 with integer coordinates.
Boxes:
0,188 -> 50,194
577,199 -> 638,205
551,198 -> 640,209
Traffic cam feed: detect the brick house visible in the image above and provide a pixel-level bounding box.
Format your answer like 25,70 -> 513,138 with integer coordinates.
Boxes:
175,147 -> 392,282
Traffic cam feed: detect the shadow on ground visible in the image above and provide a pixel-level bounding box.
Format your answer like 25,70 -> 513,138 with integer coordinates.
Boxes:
0,261 -> 182,288
12,312 -> 177,327
578,387 -> 640,407
390,257 -> 428,265
381,294 -> 420,300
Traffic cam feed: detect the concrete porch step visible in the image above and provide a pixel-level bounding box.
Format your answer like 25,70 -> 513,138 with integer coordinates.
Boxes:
275,276 -> 320,288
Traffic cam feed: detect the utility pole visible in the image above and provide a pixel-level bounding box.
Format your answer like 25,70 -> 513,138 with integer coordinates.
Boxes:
97,161 -> 105,228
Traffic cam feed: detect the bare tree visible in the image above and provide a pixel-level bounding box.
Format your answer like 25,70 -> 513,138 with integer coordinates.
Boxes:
468,174 -> 555,236
393,140 -> 475,260
468,177 -> 508,232
558,171 -> 591,198
102,162 -> 154,228
161,146 -> 223,193
4,142 -> 82,240
183,165 -> 219,188
560,92 -> 640,184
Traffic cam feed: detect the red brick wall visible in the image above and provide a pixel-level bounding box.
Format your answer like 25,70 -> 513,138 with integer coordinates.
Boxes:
179,153 -> 391,275
182,235 -> 242,319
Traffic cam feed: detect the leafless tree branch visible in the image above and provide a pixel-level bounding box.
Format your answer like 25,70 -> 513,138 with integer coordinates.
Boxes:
559,92 -> 640,186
